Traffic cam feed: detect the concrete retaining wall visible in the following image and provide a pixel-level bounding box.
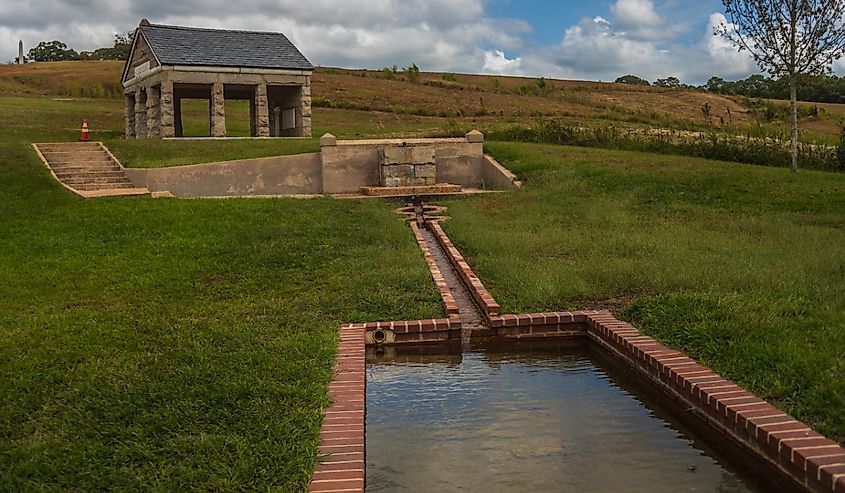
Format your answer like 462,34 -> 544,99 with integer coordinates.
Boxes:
482,155 -> 520,190
123,131 -> 520,197
125,153 -> 321,197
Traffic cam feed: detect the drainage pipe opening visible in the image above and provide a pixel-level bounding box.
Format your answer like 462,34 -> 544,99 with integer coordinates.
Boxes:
372,329 -> 388,345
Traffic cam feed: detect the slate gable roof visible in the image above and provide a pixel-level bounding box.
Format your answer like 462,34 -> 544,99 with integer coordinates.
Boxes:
138,22 -> 313,71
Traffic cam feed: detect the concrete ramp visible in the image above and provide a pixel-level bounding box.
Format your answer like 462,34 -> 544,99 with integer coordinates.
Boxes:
33,142 -> 149,198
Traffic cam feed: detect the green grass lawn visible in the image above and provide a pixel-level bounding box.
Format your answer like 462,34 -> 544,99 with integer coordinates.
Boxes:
0,115 -> 443,489
3,89 -> 845,490
0,96 -> 469,169
440,142 -> 845,443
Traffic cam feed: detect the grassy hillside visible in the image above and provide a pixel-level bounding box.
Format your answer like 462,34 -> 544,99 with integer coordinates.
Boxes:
0,95 -> 443,490
0,60 -> 124,98
0,61 -> 843,489
442,142 -> 845,441
4,60 -> 843,144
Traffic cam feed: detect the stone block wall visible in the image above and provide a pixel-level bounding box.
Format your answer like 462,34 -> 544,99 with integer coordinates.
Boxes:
379,146 -> 436,187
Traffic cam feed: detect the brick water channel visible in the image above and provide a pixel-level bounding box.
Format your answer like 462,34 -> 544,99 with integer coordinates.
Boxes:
414,205 -> 487,338
309,202 -> 845,493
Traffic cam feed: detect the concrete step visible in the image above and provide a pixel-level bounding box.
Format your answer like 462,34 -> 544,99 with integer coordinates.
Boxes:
37,143 -> 103,151
59,176 -> 129,184
45,159 -> 114,166
50,161 -> 119,170
36,143 -> 147,197
39,144 -> 105,150
73,182 -> 136,191
80,188 -> 151,198
43,154 -> 112,161
40,151 -> 111,160
54,170 -> 126,179
64,177 -> 133,186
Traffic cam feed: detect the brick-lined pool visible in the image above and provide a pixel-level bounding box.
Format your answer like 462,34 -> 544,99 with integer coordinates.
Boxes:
366,341 -> 764,492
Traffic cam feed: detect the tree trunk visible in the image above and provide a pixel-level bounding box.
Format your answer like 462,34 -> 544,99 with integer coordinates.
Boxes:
789,74 -> 799,172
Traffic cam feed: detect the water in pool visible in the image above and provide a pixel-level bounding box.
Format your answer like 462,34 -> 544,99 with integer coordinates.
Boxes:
366,341 -> 763,492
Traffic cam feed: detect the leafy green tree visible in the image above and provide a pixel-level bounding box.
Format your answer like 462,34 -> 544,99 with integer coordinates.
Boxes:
654,76 -> 682,88
705,76 -> 731,93
614,75 -> 650,86
735,74 -> 774,97
27,40 -> 79,62
719,0 -> 845,171
95,32 -> 133,60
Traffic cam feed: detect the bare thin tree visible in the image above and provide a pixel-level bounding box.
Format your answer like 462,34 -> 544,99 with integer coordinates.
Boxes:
719,0 -> 845,171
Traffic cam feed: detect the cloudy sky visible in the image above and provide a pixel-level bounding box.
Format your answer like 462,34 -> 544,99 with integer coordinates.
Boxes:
4,0 -> 841,84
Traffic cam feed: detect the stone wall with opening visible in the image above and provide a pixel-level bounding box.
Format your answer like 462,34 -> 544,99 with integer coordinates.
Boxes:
123,69 -> 312,139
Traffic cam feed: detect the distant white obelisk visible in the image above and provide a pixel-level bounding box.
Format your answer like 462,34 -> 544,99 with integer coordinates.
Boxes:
18,40 -> 24,64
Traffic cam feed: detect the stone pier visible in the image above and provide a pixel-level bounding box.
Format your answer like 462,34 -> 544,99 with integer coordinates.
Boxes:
134,89 -> 147,139
146,85 -> 161,138
255,83 -> 270,138
160,81 -> 175,138
210,82 -> 225,137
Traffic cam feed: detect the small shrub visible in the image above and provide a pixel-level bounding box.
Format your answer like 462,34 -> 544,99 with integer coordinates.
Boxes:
404,63 -> 420,84
488,119 -> 841,172
311,97 -> 371,112
837,123 -> 845,170
442,73 -> 458,82
62,83 -> 121,99
518,77 -> 553,96
701,103 -> 713,125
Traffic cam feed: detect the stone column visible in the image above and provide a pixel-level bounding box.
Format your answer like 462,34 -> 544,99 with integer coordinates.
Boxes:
146,85 -> 161,138
134,88 -> 147,139
300,77 -> 312,138
160,81 -> 175,138
210,82 -> 226,137
124,94 -> 136,138
255,83 -> 270,137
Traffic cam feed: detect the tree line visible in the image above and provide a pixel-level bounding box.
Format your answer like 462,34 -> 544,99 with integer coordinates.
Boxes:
615,73 -> 845,105
17,33 -> 133,63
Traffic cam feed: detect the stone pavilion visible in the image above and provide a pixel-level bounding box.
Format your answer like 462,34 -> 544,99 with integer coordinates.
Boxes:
121,19 -> 313,139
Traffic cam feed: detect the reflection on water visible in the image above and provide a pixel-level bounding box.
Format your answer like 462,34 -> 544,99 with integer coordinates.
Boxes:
366,342 -> 762,492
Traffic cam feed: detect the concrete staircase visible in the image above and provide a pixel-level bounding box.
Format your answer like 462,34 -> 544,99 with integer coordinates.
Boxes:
33,142 -> 149,198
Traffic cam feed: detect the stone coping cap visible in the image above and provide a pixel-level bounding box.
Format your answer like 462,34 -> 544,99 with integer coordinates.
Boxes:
332,137 -> 467,147
465,130 -> 484,143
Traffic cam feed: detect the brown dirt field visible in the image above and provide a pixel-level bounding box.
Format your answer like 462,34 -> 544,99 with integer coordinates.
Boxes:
3,62 -> 843,137
312,69 -> 754,128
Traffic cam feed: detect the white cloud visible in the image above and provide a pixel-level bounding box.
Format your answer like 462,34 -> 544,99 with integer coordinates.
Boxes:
609,0 -> 673,41
0,1 -> 785,85
695,13 -> 758,79
483,50 -> 522,74
510,10 -> 758,85
0,0 -> 524,72
536,15 -> 672,82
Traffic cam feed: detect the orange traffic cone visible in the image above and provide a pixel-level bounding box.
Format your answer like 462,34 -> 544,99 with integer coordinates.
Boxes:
80,119 -> 90,142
